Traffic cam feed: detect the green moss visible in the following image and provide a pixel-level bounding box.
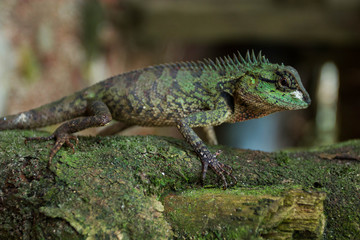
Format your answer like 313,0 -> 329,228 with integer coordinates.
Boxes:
274,151 -> 290,166
0,131 -> 359,239
1,131 -> 174,239
163,187 -> 325,239
187,225 -> 263,240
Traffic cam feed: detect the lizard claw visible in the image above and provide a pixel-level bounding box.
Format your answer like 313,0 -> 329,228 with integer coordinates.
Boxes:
64,135 -> 79,153
201,153 -> 237,189
25,133 -> 79,165
215,149 -> 223,156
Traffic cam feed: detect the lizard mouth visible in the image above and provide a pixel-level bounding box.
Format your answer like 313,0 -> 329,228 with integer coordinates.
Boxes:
271,96 -> 310,110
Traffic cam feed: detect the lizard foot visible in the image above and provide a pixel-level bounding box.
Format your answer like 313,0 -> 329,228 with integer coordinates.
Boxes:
201,153 -> 237,189
25,133 -> 79,165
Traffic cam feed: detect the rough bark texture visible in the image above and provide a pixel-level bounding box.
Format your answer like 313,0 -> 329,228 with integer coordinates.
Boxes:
164,188 -> 326,239
0,130 -> 359,239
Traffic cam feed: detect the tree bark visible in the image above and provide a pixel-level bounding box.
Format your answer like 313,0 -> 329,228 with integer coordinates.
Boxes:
0,130 -> 359,239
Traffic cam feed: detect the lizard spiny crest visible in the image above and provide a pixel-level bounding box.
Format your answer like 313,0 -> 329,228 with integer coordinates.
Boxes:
160,50 -> 270,72
203,50 -> 270,71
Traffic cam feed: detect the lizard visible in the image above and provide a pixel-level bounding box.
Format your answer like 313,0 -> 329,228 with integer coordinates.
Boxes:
0,50 -> 311,189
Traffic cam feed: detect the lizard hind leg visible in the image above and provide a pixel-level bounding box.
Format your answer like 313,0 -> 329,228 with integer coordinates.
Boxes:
25,133 -> 79,165
25,100 -> 112,165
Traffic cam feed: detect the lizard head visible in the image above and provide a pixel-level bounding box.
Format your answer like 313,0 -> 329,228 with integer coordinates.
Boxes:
235,63 -> 311,112
204,50 -> 310,114
203,51 -> 311,121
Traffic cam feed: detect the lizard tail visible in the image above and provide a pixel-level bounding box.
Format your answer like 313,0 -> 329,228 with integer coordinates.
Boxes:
0,93 -> 88,130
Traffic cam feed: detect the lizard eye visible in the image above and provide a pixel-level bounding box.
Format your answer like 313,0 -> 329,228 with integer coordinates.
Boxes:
279,77 -> 290,88
276,75 -> 293,91
275,70 -> 296,91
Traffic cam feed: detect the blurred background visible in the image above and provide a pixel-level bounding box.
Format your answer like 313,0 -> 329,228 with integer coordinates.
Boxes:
0,0 -> 359,151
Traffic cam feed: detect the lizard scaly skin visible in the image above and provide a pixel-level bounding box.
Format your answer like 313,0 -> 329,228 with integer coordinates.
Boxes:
0,50 -> 311,189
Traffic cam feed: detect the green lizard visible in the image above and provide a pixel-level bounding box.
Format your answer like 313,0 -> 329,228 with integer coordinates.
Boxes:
0,50 -> 311,189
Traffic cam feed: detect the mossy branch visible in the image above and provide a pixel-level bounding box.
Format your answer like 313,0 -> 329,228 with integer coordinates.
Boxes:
0,130 -> 359,239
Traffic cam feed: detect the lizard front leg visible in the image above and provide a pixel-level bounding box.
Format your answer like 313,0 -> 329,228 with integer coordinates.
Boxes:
26,101 -> 112,164
176,104 -> 237,189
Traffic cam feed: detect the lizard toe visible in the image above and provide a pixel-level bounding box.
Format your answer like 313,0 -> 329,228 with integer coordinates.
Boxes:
218,162 -> 237,186
64,135 -> 79,154
204,155 -> 237,189
51,133 -> 79,158
201,161 -> 209,184
49,137 -> 66,165
24,132 -> 79,165
25,135 -> 55,144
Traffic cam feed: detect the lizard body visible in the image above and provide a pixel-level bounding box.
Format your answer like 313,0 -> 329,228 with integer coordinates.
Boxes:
0,50 -> 311,188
